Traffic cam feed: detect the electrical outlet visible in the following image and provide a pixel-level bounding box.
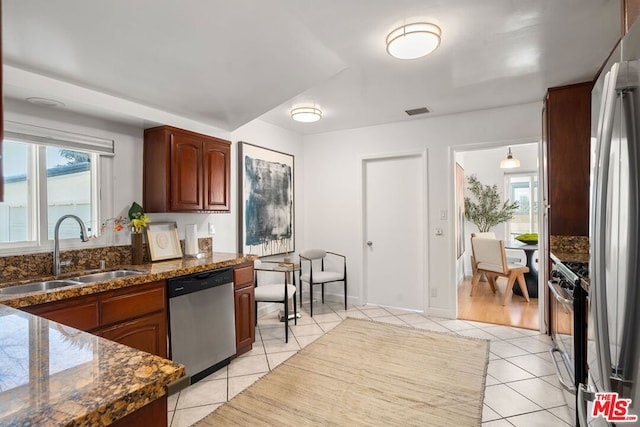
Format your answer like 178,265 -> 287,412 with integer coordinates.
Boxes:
431,288 -> 437,298
435,227 -> 444,236
208,223 -> 216,235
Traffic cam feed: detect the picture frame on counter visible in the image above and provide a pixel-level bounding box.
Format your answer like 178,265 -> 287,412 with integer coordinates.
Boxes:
238,141 -> 295,257
145,222 -> 183,261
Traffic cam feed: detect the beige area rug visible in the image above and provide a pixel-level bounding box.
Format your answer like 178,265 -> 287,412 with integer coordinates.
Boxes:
195,318 -> 489,427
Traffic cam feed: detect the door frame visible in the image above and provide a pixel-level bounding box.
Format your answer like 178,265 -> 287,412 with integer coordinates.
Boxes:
360,149 -> 429,311
450,139 -> 544,331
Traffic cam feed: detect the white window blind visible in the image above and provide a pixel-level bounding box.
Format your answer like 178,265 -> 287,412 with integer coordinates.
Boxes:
5,120 -> 114,156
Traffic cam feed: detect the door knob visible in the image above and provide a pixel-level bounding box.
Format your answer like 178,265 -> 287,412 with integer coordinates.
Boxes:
366,241 -> 373,246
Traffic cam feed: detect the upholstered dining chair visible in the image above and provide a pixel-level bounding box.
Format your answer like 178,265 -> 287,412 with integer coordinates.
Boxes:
470,237 -> 530,306
299,249 -> 347,317
470,232 -> 521,270
254,260 -> 297,343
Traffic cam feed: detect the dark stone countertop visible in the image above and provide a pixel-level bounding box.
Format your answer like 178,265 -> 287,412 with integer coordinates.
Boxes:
0,304 -> 185,426
0,252 -> 257,425
0,252 -> 256,309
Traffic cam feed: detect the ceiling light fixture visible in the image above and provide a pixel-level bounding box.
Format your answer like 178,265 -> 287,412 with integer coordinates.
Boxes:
386,22 -> 441,60
291,106 -> 322,123
500,147 -> 521,169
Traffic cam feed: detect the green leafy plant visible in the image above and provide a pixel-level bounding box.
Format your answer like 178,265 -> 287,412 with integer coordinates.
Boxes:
464,174 -> 518,232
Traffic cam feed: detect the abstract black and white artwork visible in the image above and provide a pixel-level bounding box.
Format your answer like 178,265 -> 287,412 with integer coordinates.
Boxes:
238,142 -> 294,257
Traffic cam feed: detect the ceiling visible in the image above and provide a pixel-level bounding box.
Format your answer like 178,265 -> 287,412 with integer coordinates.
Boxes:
2,0 -> 621,135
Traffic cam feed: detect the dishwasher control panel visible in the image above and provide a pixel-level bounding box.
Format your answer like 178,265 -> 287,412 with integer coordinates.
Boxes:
167,267 -> 234,298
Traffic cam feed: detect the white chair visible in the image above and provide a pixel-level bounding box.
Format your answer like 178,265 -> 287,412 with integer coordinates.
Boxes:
254,261 -> 297,343
299,249 -> 347,317
471,232 -> 521,267
470,237 -> 530,306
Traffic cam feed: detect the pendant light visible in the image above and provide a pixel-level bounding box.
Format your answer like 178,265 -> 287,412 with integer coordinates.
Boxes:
500,147 -> 520,169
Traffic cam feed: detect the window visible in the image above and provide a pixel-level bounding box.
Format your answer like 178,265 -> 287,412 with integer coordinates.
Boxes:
505,173 -> 538,237
0,121 -> 114,250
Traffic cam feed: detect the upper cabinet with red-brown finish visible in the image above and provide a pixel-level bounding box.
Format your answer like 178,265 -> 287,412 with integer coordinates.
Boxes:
622,0 -> 640,35
543,82 -> 592,237
144,126 -> 231,212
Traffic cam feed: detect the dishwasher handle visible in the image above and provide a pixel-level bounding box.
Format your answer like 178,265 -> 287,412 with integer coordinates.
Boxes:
168,267 -> 234,298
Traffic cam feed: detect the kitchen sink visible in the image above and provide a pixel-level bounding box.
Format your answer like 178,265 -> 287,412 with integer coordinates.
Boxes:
70,269 -> 144,283
0,280 -> 81,295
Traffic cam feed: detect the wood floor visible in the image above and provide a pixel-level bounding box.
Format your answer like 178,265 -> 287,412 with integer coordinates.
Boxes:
457,275 -> 539,330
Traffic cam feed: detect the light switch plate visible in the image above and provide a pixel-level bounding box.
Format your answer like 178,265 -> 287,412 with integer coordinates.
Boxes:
208,223 -> 216,235
440,209 -> 447,220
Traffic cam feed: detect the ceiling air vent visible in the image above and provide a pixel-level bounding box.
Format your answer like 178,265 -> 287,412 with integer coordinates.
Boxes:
405,107 -> 430,116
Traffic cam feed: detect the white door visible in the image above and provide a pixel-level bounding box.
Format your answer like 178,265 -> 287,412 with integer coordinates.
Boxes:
363,153 -> 425,311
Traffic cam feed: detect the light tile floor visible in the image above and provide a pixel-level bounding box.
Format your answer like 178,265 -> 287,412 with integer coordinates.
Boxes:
167,302 -> 573,426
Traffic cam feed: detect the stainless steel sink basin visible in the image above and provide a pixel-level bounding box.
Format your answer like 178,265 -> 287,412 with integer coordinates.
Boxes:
0,280 -> 81,295
71,269 -> 144,283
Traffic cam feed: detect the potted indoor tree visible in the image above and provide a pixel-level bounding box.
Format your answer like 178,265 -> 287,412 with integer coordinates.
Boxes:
464,174 -> 518,233
464,174 -> 519,278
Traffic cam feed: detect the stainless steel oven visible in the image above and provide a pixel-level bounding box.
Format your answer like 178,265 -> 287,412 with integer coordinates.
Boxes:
548,257 -> 588,425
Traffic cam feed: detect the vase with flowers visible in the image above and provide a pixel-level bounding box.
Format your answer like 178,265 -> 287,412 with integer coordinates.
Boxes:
128,202 -> 150,264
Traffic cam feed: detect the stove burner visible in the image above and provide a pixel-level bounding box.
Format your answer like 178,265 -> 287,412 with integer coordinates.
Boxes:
564,261 -> 589,279
551,269 -> 577,292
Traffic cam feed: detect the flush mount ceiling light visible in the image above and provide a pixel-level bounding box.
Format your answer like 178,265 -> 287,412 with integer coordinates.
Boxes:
500,147 -> 521,169
386,22 -> 441,60
290,106 -> 322,123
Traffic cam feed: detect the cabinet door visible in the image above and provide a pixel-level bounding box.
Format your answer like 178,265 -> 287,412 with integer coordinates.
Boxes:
22,297 -> 100,332
234,285 -> 255,356
101,312 -> 167,358
203,140 -> 231,211
101,283 -> 165,327
170,132 -> 203,211
546,82 -> 591,237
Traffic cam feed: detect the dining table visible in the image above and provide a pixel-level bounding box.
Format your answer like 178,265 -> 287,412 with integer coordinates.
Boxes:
504,240 -> 539,298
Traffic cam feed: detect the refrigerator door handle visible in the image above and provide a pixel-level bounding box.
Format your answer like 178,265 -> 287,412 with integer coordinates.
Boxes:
593,62 -> 619,393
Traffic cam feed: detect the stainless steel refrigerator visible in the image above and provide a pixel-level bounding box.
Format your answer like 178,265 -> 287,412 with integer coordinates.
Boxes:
579,20 -> 640,426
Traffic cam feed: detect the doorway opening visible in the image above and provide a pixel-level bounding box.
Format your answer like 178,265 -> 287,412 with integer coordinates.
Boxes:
454,143 -> 541,330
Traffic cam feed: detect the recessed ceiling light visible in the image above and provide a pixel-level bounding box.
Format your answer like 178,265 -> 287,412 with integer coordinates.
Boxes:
386,22 -> 441,60
291,106 -> 322,123
26,97 -> 65,108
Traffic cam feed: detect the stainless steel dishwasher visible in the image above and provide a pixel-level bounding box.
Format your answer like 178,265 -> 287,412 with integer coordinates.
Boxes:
168,267 -> 236,384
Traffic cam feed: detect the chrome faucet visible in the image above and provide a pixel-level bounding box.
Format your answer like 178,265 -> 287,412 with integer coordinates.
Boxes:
53,214 -> 89,276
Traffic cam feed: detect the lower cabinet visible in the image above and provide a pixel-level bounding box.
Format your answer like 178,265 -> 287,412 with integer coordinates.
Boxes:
110,395 -> 168,427
101,312 -> 167,358
22,281 -> 167,358
233,264 -> 255,356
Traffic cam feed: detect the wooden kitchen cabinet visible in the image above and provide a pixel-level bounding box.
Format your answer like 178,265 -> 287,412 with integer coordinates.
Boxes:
143,125 -> 231,213
22,281 -> 168,358
542,82 -> 591,334
623,0 -> 640,35
543,82 -> 592,237
101,312 -> 167,358
25,296 -> 100,331
233,263 -> 255,356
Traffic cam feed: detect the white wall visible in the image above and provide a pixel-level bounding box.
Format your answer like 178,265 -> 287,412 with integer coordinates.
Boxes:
230,119 -> 305,261
302,102 -> 541,318
5,93 -> 542,319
